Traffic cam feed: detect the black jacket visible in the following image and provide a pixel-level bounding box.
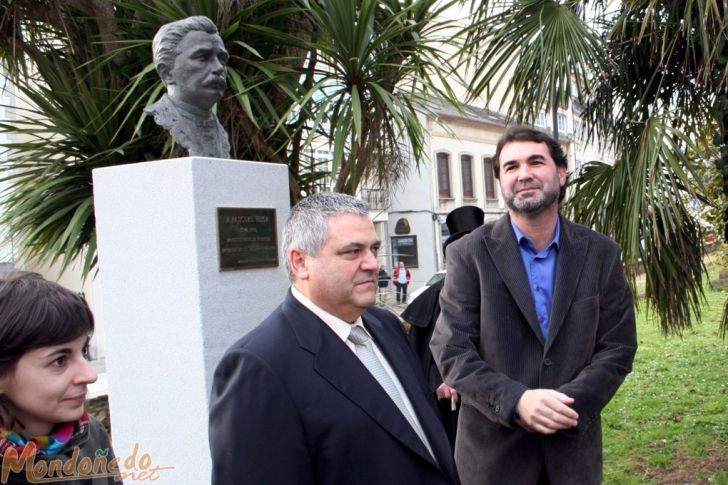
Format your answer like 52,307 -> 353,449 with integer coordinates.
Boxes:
210,291 -> 460,485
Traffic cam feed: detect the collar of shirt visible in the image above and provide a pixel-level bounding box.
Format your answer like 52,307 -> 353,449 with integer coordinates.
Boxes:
510,216 -> 561,255
291,285 -> 363,353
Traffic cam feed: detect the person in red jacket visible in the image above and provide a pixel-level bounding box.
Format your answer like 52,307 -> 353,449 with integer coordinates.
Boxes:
393,261 -> 411,303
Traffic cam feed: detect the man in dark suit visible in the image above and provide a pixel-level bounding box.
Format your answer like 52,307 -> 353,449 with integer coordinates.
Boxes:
430,127 -> 637,485
403,205 -> 485,447
210,192 -> 459,485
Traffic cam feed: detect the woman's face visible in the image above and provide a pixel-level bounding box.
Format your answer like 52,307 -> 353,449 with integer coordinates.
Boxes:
0,334 -> 97,436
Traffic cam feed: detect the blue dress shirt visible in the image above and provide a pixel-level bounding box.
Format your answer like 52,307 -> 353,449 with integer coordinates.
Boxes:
511,218 -> 560,338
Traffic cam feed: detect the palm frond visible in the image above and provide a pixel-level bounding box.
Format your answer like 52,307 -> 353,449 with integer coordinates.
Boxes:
462,0 -> 609,123
565,116 -> 709,334
298,0 -> 460,194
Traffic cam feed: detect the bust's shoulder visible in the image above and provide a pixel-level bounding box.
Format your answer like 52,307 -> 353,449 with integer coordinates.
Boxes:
144,95 -> 230,158
144,95 -> 179,127
144,95 -> 197,150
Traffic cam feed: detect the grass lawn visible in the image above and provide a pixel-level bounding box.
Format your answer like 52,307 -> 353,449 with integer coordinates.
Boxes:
602,271 -> 728,484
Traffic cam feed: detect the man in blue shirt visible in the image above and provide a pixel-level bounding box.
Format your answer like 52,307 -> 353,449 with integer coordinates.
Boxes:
431,127 -> 637,485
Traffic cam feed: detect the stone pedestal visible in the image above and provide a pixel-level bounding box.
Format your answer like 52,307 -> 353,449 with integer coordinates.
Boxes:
93,157 -> 289,484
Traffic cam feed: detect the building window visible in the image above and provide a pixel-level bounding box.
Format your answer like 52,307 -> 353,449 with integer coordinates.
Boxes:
461,154 -> 474,199
436,152 -> 451,198
535,111 -> 548,128
483,156 -> 497,201
361,188 -> 385,210
391,235 -> 418,268
557,113 -> 567,133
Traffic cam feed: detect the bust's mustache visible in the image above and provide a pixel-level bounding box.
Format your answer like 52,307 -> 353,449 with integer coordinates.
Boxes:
203,76 -> 226,90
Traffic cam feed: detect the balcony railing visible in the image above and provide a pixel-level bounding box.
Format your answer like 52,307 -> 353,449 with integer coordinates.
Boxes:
361,188 -> 387,210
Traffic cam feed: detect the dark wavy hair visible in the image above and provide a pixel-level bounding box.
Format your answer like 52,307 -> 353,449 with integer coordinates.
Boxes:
492,126 -> 568,203
0,271 -> 94,378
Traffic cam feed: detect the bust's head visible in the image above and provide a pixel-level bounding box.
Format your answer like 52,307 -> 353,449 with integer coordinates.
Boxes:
152,16 -> 229,112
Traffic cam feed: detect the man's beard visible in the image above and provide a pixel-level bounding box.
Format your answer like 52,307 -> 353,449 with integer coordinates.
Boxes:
505,180 -> 560,215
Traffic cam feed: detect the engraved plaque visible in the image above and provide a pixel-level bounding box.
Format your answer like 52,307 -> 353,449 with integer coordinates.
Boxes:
217,208 -> 278,270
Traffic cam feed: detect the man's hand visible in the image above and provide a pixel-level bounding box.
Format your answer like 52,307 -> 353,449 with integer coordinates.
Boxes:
435,383 -> 459,403
515,389 -> 578,434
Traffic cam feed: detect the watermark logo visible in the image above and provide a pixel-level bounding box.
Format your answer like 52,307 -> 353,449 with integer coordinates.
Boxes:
1,443 -> 174,483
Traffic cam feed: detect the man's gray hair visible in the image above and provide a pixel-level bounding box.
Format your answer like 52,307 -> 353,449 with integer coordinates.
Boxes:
282,192 -> 370,281
152,16 -> 219,82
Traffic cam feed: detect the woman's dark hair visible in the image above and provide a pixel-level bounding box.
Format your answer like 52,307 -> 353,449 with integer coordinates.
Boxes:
0,271 -> 94,378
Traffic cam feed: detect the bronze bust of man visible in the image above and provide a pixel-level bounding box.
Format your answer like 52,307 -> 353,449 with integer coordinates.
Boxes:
145,16 -> 231,159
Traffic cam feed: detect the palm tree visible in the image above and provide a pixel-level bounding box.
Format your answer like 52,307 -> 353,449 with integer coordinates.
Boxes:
0,0 -> 459,277
460,0 -> 727,335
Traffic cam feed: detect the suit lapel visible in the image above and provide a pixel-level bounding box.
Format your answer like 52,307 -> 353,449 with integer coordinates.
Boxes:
364,312 -> 451,471
485,215 -> 544,344
282,294 -> 437,467
546,217 -> 588,350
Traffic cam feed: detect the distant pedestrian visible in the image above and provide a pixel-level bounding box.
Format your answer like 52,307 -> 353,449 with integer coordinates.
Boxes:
378,265 -> 391,289
377,265 -> 391,303
393,261 -> 411,303
402,205 -> 485,448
